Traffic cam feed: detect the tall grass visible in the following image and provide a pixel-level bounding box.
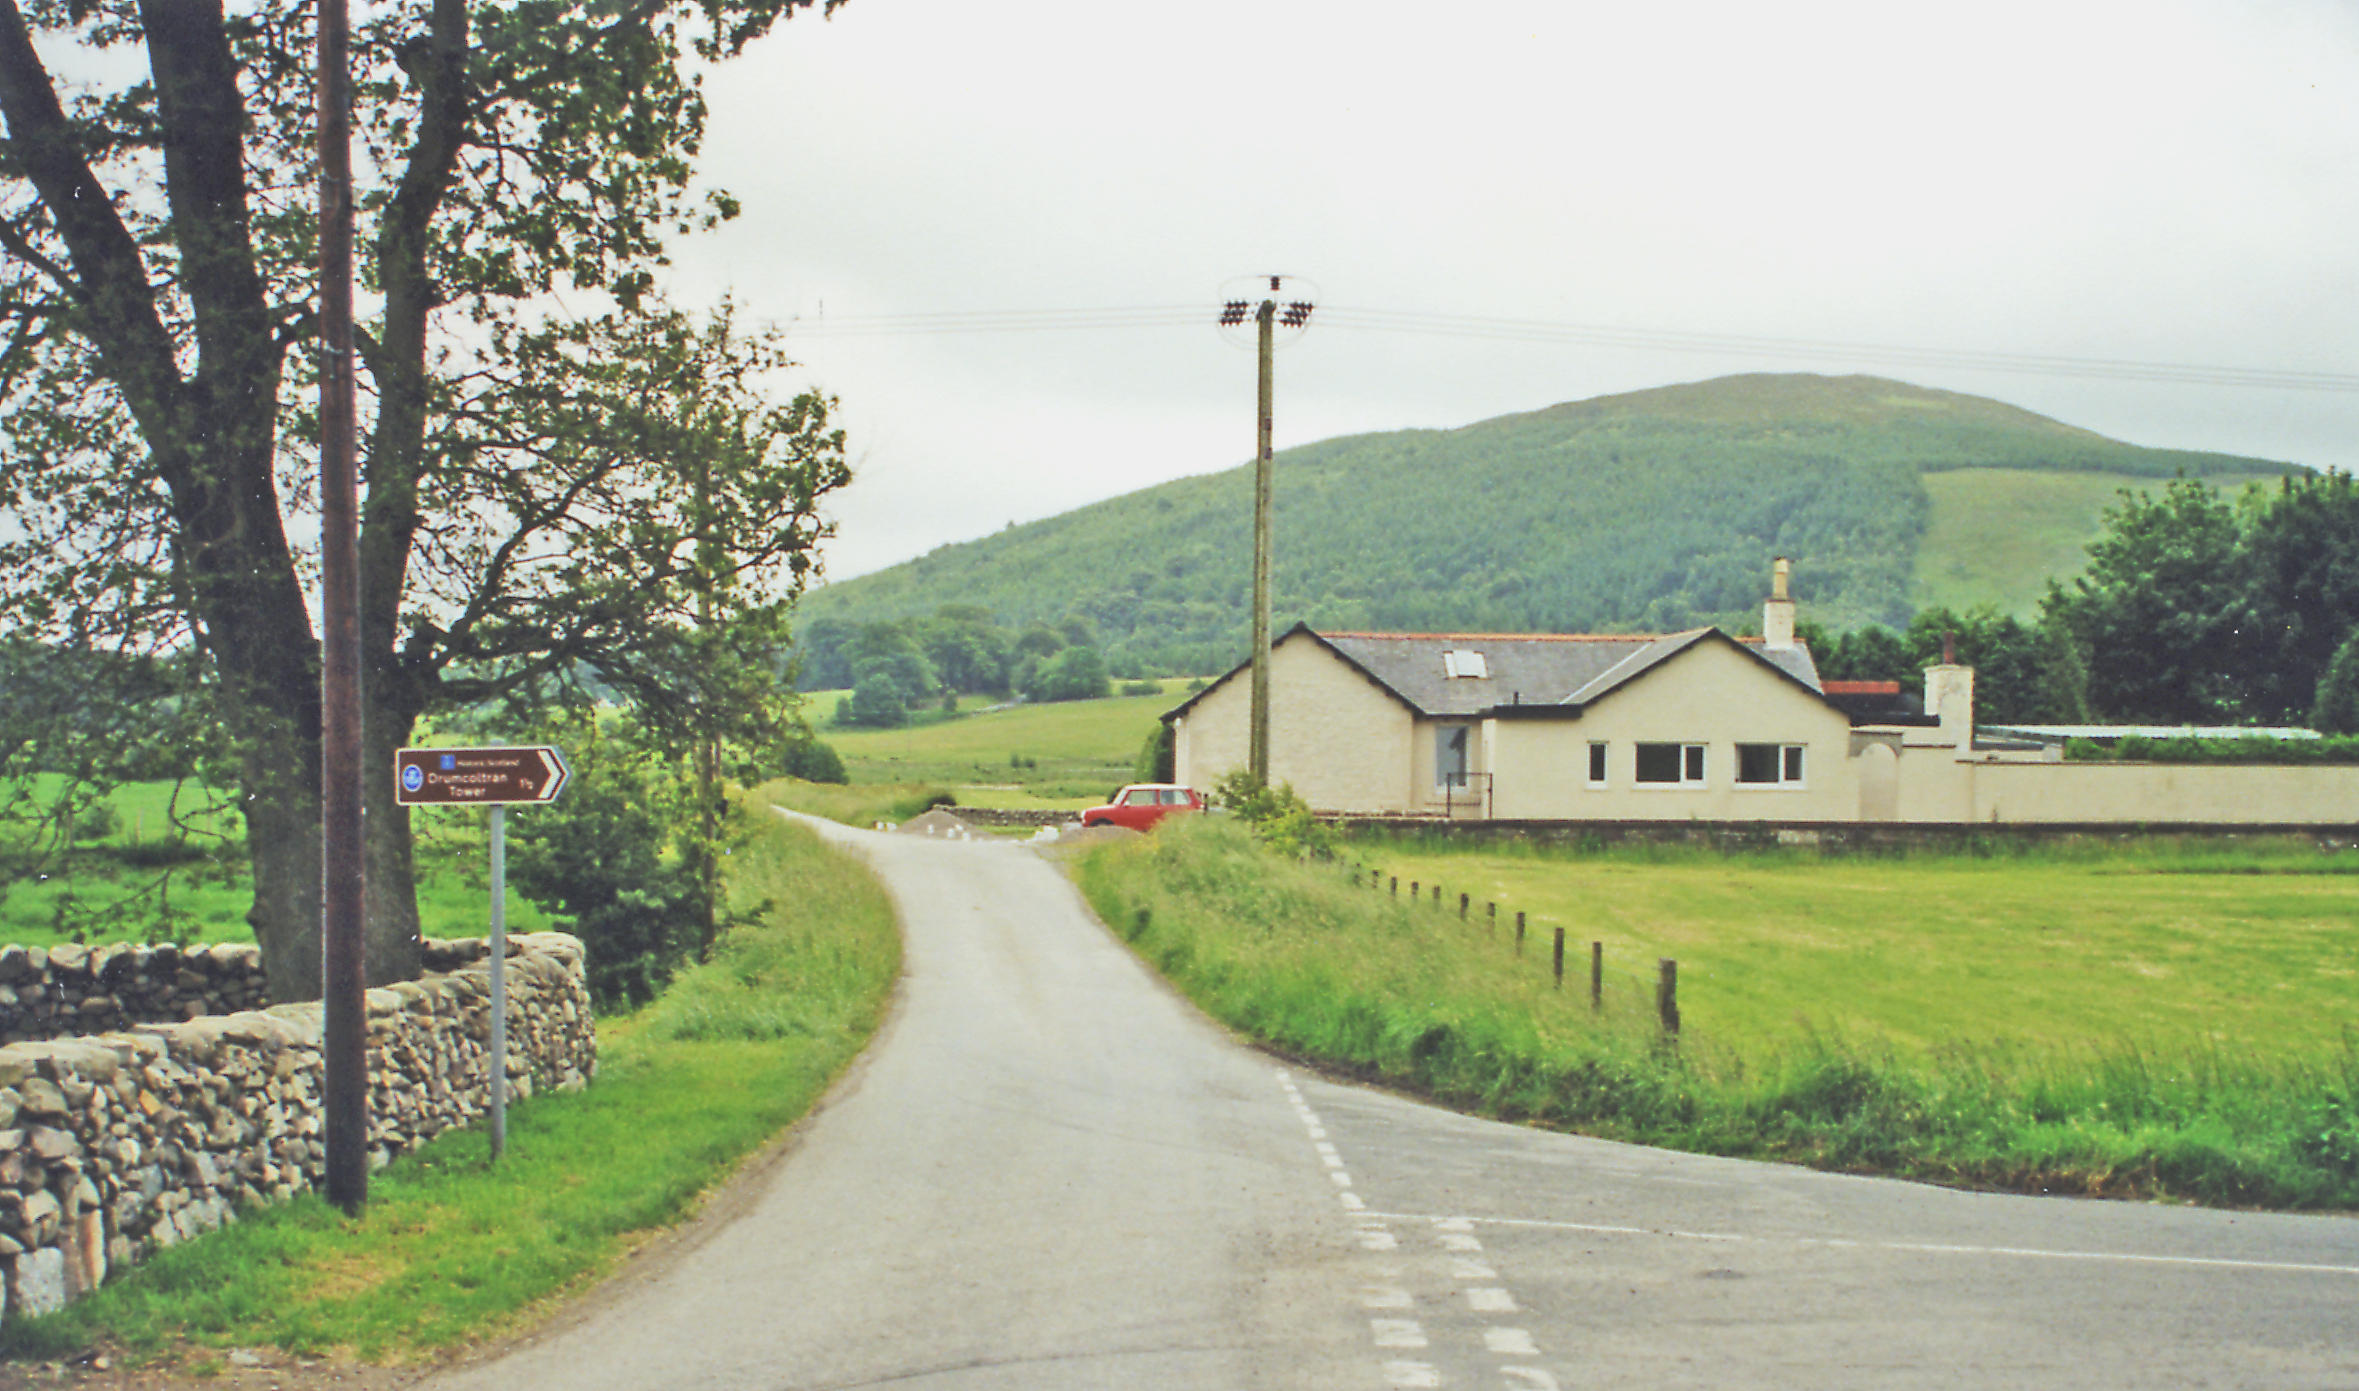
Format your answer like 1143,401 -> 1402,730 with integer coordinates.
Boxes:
2,801 -> 900,1364
1075,818 -> 2359,1209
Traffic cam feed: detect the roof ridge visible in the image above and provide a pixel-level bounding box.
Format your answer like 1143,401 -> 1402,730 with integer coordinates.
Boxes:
1319,630 -> 1667,643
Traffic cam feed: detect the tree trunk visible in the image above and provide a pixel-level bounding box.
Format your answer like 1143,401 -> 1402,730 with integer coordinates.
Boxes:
361,679 -> 424,984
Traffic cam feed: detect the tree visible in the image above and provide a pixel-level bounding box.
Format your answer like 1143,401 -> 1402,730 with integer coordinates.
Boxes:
2231,473 -> 2359,723
1023,645 -> 1110,703
2313,629 -> 2359,736
0,0 -> 842,999
2042,479 -> 2246,723
843,672 -> 910,729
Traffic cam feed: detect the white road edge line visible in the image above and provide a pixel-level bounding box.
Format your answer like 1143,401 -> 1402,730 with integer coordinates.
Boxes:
1361,1211 -> 2359,1276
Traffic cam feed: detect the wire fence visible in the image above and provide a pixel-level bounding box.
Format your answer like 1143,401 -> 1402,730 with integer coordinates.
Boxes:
1344,861 -> 1684,1036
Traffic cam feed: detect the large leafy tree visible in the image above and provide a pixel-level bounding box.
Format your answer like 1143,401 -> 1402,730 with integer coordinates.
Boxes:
0,0 -> 843,1000
2230,472 -> 2359,724
2041,478 -> 2247,723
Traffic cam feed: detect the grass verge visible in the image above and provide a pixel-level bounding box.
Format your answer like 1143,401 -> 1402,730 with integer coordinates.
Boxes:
1074,818 -> 2359,1210
0,793 -> 899,1365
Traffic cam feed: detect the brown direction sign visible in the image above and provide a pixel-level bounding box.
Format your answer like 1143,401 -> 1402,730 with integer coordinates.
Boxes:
394,746 -> 570,806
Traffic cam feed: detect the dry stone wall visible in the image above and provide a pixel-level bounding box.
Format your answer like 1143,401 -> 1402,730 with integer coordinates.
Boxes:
0,933 -> 595,1325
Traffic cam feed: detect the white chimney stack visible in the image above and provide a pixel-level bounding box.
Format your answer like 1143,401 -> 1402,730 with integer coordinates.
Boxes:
1762,557 -> 1795,648
1924,658 -> 1975,747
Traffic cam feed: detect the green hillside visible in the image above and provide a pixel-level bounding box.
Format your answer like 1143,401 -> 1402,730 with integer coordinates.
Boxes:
1911,468 -> 2280,617
802,374 -> 2299,674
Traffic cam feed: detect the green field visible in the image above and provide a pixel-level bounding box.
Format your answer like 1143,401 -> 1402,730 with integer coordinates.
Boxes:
1075,820 -> 2359,1208
1357,836 -> 2357,1063
0,779 -> 551,950
808,681 -> 1190,806
1911,469 -> 2268,617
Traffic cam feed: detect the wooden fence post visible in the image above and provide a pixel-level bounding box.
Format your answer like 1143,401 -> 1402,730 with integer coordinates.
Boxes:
1657,958 -> 1680,1036
1515,911 -> 1526,956
1590,940 -> 1603,1011
1487,902 -> 1497,934
1390,876 -> 1398,896
1552,928 -> 1566,989
1458,892 -> 1468,920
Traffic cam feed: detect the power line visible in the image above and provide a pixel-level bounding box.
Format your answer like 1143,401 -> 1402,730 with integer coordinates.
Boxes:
1315,307 -> 2359,392
788,301 -> 2359,393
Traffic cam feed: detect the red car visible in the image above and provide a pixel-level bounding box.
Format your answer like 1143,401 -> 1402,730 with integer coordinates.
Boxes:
1080,783 -> 1206,831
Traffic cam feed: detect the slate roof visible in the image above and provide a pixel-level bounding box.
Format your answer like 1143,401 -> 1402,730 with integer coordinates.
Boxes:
1167,624 -> 1828,722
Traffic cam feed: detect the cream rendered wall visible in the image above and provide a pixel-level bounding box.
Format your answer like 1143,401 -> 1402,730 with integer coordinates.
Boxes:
1894,740 -> 1975,822
1970,761 -> 2359,823
1487,641 -> 1859,821
1171,636 -> 1417,813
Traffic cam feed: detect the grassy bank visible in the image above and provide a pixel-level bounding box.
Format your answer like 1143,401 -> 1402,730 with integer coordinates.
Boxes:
1074,819 -> 2359,1209
3,792 -> 899,1365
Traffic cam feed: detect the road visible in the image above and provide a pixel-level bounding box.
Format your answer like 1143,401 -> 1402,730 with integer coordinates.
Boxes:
433,818 -> 2359,1391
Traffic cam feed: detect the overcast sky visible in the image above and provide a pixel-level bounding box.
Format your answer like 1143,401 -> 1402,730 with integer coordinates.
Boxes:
661,0 -> 2359,583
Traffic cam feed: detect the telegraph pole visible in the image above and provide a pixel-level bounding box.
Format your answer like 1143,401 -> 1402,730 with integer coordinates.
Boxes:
317,0 -> 368,1212
1219,278 -> 1314,784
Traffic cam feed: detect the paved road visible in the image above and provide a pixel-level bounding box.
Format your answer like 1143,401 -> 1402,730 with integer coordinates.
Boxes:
435,819 -> 2359,1391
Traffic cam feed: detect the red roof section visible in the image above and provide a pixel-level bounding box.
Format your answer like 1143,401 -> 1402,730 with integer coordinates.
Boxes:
1823,679 -> 1902,694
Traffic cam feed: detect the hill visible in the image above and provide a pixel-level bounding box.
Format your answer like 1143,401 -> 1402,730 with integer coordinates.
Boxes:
799,374 -> 2300,676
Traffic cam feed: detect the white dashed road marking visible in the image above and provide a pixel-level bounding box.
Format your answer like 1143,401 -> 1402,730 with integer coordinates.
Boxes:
1466,1286 -> 1519,1313
1486,1327 -> 1541,1355
1282,1072 -> 1569,1389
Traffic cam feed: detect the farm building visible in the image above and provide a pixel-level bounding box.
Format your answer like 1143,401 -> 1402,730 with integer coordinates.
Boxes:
1164,562 -> 2359,826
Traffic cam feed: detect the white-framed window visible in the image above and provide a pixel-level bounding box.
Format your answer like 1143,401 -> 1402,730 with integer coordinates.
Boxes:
1634,742 -> 1706,785
1436,724 -> 1472,788
1735,743 -> 1807,787
1587,741 -> 1608,787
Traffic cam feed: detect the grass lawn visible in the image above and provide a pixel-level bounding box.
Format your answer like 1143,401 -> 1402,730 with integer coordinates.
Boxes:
2,786 -> 900,1365
1075,820 -> 2359,1208
1355,836 -> 2358,1062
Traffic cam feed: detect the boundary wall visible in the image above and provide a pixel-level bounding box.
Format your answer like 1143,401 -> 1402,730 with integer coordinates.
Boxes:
1329,817 -> 2359,854
0,933 -> 595,1326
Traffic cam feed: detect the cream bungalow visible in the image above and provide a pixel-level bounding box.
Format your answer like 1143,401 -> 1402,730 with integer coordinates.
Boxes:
1166,561 -> 1916,820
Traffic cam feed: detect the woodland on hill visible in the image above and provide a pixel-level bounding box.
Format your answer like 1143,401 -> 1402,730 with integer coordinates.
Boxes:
796,374 -> 2296,680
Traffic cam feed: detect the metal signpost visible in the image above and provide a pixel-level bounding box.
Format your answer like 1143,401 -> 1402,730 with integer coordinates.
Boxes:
394,745 -> 570,1159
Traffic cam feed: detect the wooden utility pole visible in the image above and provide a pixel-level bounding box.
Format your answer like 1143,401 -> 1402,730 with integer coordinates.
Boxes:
317,0 -> 367,1213
1219,278 -> 1315,785
1251,293 -> 1274,782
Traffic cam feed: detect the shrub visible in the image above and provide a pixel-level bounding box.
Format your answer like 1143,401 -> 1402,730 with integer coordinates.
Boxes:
778,737 -> 847,784
1210,769 -> 1334,860
505,716 -> 751,1009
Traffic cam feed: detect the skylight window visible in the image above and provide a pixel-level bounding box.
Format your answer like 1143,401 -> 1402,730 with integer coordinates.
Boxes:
1442,649 -> 1489,679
